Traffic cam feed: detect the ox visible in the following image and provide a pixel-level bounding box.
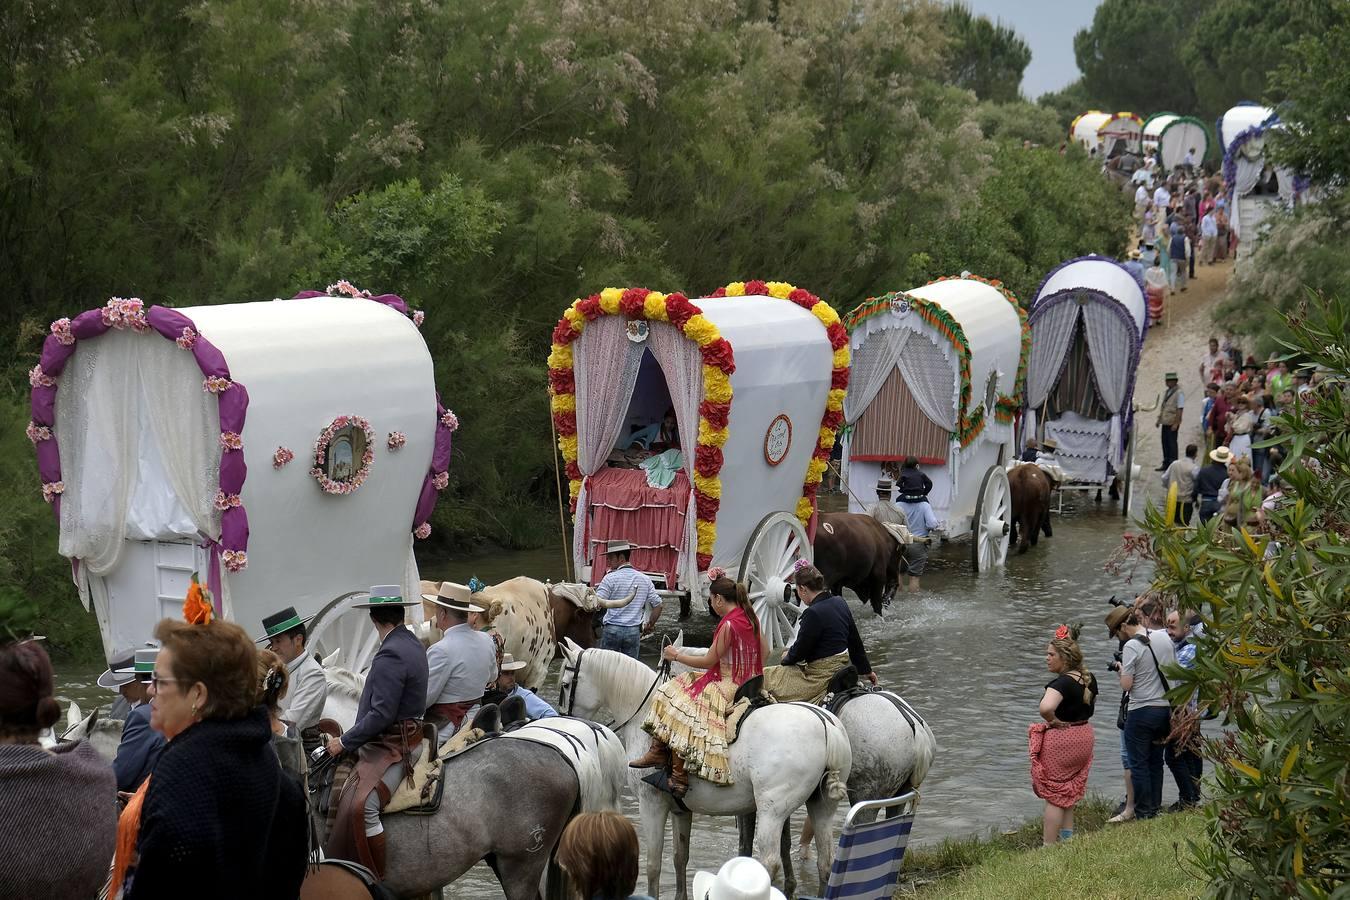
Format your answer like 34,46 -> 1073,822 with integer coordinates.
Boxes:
477,576 -> 631,689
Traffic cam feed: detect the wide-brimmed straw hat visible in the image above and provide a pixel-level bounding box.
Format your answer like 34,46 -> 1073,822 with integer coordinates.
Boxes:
1040,438 -> 1059,451
426,581 -> 485,614
692,858 -> 786,900
351,584 -> 419,609
1105,606 -> 1132,638
1209,446 -> 1233,464
499,653 -> 527,672
605,539 -> 633,555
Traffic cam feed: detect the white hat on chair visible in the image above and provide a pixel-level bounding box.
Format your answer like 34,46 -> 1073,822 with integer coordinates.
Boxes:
692,858 -> 786,900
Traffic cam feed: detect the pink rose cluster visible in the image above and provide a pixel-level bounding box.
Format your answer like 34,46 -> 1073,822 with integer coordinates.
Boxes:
213,491 -> 242,511
440,410 -> 460,432
222,550 -> 247,572
203,376 -> 232,394
29,366 -> 56,388
176,327 -> 198,350
49,318 -> 75,346
101,297 -> 150,332
273,446 -> 294,469
432,471 -> 449,490
387,431 -> 407,451
219,432 -> 243,450
326,280 -> 373,299
414,523 -> 432,540
26,422 -> 53,444
41,481 -> 65,503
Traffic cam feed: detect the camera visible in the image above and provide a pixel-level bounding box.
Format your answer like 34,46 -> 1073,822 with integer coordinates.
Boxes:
1106,649 -> 1123,672
1105,595 -> 1129,608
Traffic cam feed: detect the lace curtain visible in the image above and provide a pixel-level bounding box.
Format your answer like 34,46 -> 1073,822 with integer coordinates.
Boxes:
896,332 -> 958,433
571,316 -> 645,573
1081,303 -> 1133,467
646,323 -> 704,588
844,329 -> 910,424
57,331 -> 221,576
1026,302 -> 1080,414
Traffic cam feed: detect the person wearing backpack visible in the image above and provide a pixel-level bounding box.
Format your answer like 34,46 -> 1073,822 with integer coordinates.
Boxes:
1114,598 -> 1177,820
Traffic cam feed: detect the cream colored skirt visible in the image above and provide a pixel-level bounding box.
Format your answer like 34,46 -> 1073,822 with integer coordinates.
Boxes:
644,673 -> 738,784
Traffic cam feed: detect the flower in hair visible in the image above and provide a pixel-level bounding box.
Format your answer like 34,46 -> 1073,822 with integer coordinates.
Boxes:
1054,624 -> 1070,641
707,566 -> 727,581
792,558 -> 812,574
183,576 -> 214,625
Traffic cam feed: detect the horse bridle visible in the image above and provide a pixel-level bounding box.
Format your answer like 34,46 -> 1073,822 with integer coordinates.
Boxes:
560,647 -> 669,732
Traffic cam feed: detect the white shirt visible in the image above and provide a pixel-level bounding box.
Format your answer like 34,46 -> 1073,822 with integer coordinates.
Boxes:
1134,185 -> 1148,205
1153,186 -> 1171,209
425,623 -> 499,706
1123,628 -> 1177,709
1184,150 -> 1196,166
281,650 -> 329,732
1132,168 -> 1151,186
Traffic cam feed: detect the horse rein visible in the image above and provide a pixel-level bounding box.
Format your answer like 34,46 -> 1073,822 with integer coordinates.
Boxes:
560,645 -> 670,732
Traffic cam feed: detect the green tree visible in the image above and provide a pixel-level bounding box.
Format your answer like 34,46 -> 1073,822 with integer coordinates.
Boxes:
1264,3 -> 1350,185
1134,293 -> 1349,896
1036,79 -> 1099,135
941,3 -> 1033,103
1073,0 -> 1205,115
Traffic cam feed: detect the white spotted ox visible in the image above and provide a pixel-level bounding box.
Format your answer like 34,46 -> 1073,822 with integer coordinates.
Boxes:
478,576 -> 632,689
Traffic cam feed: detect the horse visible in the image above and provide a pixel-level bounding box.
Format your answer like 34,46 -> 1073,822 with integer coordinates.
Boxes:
557,639 -> 852,900
1007,463 -> 1054,553
814,512 -> 905,614
53,701 -> 124,761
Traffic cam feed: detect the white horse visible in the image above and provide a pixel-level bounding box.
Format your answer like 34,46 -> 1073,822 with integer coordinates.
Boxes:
557,639 -> 852,900
49,702 -> 124,762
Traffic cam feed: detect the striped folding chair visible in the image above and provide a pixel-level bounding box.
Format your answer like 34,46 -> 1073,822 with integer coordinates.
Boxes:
808,791 -> 920,900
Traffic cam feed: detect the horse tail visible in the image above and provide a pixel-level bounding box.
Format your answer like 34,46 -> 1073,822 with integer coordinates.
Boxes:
820,714 -> 852,802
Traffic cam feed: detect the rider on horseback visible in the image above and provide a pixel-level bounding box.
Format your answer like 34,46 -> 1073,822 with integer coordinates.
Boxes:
628,572 -> 767,797
761,563 -> 876,703
323,585 -> 428,879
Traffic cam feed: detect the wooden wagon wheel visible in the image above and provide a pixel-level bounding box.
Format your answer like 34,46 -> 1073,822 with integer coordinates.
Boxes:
1121,426 -> 1136,517
305,591 -> 384,675
737,511 -> 809,652
971,465 -> 1011,573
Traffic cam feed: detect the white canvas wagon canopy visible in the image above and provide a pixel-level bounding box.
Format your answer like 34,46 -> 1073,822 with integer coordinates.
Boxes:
1219,103 -> 1295,248
1024,257 -> 1147,496
1072,111 -> 1143,158
30,292 -> 450,664
841,275 -> 1028,571
1143,113 -> 1211,171
549,282 -> 848,647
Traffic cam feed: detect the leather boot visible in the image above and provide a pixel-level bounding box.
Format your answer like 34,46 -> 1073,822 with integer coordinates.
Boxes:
368,832 -> 388,880
629,736 -> 670,769
668,753 -> 689,798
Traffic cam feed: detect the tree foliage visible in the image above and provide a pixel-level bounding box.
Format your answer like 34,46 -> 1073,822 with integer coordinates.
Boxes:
1265,3 -> 1350,187
1073,0 -> 1205,116
1136,294 -> 1349,896
941,3 -> 1032,103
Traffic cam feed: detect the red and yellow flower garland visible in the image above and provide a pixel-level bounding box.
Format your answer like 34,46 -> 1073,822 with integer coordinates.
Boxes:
708,280 -> 849,528
548,280 -> 848,571
549,287 -> 735,571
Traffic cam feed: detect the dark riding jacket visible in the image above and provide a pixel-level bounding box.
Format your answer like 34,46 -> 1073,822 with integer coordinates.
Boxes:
782,594 -> 873,676
341,626 -> 428,751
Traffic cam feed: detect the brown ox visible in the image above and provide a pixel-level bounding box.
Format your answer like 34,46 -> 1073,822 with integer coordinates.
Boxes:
479,577 -> 630,689
814,512 -> 905,615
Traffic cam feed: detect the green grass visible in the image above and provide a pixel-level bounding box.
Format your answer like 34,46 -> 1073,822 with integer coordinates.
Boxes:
897,799 -> 1207,899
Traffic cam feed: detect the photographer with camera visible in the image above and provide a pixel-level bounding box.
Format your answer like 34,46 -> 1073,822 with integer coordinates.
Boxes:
1110,597 -> 1177,821
1103,603 -> 1136,822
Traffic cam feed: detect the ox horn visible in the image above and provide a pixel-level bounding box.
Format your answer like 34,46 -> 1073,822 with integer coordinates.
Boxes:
597,587 -> 638,609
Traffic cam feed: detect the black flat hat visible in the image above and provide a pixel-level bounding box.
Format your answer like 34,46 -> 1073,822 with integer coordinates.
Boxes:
257,606 -> 316,643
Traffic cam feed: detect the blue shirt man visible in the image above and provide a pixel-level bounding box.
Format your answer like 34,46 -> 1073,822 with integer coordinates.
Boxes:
490,654 -> 558,720
596,540 -> 661,658
896,497 -> 940,591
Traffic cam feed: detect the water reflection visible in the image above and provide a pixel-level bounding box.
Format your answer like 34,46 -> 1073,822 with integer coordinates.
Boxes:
56,497 -> 1189,896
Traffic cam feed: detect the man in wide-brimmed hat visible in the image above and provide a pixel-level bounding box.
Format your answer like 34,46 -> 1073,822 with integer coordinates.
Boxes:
258,605 -> 327,753
324,585 -> 427,878
1156,372 -> 1184,471
111,647 -> 165,793
98,647 -> 137,721
484,653 -> 557,721
423,582 -> 498,740
1194,446 -> 1232,523
596,540 -> 661,659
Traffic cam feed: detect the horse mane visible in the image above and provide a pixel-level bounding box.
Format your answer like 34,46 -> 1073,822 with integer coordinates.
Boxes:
578,648 -> 658,720
325,666 -> 365,699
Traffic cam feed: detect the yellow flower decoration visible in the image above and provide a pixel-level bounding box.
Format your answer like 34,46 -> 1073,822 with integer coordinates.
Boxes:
766,281 -> 794,299
698,420 -> 729,447
599,289 -> 622,316
682,315 -> 719,346
568,478 -> 582,499
704,367 -> 732,403
810,301 -> 840,327
696,520 -> 717,553
558,434 -> 579,458
806,458 -> 828,483
547,344 -> 573,369
643,293 -> 669,321
693,474 -> 721,498
550,393 -> 576,413
832,346 -> 850,369
563,307 -> 585,329
826,388 -> 846,412
818,427 -> 837,449
724,282 -> 746,297
795,496 -> 815,524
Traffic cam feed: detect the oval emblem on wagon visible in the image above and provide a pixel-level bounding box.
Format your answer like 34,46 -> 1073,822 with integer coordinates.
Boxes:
764,414 -> 793,467
626,320 -> 649,343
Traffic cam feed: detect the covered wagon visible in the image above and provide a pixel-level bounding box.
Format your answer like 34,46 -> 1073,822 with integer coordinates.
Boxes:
1218,103 -> 1296,252
841,274 -> 1029,572
1071,110 -> 1144,158
1022,257 -> 1148,513
1142,113 -> 1211,172
548,281 -> 848,649
29,287 -> 454,670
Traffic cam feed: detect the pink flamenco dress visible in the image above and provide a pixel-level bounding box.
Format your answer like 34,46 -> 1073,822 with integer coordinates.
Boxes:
642,607 -> 763,784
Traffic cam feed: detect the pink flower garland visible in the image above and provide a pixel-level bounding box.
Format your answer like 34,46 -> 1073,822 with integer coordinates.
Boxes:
311,415 -> 376,495
41,481 -> 64,503
440,410 -> 459,431
213,491 -> 242,511
203,376 -> 232,394
413,523 -> 432,540
26,422 -> 52,443
432,471 -> 449,490
176,327 -> 197,349
29,366 -> 56,388
219,432 -> 243,450
222,550 -> 247,572
49,318 -> 75,346
101,297 -> 150,332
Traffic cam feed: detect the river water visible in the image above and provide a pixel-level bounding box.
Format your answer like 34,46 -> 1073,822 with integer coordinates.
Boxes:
53,493 -> 1192,894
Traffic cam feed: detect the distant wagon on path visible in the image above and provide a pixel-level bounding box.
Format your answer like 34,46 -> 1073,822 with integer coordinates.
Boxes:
548,281 -> 849,649
1218,103 -> 1297,253
840,274 -> 1029,572
1023,257 -> 1148,514
1071,110 -> 1144,159
1141,113 -> 1212,173
29,288 -> 453,671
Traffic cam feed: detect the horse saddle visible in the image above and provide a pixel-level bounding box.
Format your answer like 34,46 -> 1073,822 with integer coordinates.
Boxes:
823,667 -> 925,737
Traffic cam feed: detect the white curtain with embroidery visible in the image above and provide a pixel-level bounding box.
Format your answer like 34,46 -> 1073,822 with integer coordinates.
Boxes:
896,332 -> 958,433
646,323 -> 704,589
844,328 -> 910,424
1081,303 -> 1132,467
571,317 -> 646,574
1026,303 -> 1080,413
57,331 -> 220,576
